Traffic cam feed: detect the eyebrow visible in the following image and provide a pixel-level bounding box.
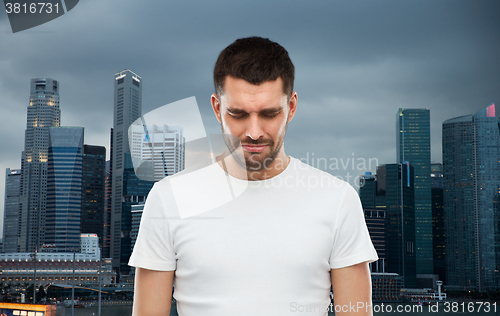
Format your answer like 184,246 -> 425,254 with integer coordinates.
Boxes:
226,107 -> 283,115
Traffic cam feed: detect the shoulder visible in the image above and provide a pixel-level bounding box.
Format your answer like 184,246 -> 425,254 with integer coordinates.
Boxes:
154,157 -> 216,191
152,158 -> 239,218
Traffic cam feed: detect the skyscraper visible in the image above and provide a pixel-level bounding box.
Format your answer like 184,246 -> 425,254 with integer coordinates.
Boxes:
360,164 -> 416,287
359,173 -> 377,209
130,124 -> 185,181
430,163 -> 445,284
111,70 -> 154,274
81,145 -> 106,245
120,156 -> 154,276
396,108 -> 433,277
19,78 -> 61,252
45,127 -> 84,252
359,172 -> 386,273
3,168 -> 21,253
442,103 -> 500,291
130,204 -> 144,253
103,128 -> 113,259
363,210 -> 386,274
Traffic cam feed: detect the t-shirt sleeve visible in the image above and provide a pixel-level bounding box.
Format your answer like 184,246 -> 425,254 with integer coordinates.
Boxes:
329,183 -> 379,269
128,182 -> 177,271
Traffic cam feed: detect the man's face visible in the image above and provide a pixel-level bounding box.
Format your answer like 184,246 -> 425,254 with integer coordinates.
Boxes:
211,76 -> 296,172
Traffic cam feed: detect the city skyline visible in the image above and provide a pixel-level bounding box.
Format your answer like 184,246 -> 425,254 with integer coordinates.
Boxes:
443,103 -> 500,291
397,109 -> 433,276
1,1 -> 500,234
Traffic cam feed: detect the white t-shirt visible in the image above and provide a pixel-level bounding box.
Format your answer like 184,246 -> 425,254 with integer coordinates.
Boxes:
129,156 -> 378,316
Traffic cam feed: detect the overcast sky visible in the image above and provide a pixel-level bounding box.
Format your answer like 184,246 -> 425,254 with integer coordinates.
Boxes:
1,0 -> 499,236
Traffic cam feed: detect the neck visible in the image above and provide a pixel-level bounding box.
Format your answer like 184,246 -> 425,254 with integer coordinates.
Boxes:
216,150 -> 290,181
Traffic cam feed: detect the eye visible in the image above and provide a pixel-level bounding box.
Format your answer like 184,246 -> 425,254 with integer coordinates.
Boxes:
263,113 -> 279,118
229,113 -> 246,119
228,111 -> 280,119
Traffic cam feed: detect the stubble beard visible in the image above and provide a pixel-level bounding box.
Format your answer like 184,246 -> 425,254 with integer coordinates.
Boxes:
221,120 -> 288,172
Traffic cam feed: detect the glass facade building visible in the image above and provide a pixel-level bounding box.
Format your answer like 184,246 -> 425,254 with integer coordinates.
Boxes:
383,163 -> 416,288
397,108 -> 433,275
103,128 -> 113,259
442,103 -> 500,291
360,164 -> 416,287
129,124 -> 185,181
111,70 -> 143,272
360,173 -> 377,209
120,153 -> 154,275
19,78 -> 61,252
130,204 -> 144,252
431,163 -> 446,284
81,145 -> 106,245
111,70 -> 155,277
363,208 -> 386,273
359,173 -> 387,273
46,127 -> 84,252
3,168 -> 21,253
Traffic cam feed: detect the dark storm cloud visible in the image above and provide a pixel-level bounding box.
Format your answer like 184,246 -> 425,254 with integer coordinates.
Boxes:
1,0 -> 499,227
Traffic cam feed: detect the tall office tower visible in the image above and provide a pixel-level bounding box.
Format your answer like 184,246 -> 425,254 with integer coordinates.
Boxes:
120,156 -> 154,276
396,108 -> 433,277
383,163 -> 416,288
359,172 -> 387,209
359,172 -> 386,273
3,168 -> 21,253
363,209 -> 386,273
443,103 -> 500,291
81,145 -> 106,245
130,204 -> 144,252
19,78 -> 61,252
102,128 -> 113,259
130,124 -> 185,181
360,165 -> 416,287
45,127 -> 84,252
111,70 -> 141,272
430,163 -> 445,284
111,70 -> 154,275
359,173 -> 377,208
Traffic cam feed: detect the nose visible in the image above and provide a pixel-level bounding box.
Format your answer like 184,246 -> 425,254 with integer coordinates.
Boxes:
245,114 -> 264,141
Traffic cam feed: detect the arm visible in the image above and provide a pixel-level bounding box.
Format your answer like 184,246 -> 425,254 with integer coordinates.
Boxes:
331,261 -> 373,316
132,267 -> 175,316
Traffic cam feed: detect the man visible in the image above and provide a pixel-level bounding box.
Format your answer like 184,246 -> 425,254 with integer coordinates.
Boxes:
129,36 -> 378,316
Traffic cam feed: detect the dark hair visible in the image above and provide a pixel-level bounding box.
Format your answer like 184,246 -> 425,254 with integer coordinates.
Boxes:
214,36 -> 295,98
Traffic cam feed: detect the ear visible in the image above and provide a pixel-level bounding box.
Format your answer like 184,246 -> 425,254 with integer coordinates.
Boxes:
211,93 -> 222,123
287,91 -> 298,123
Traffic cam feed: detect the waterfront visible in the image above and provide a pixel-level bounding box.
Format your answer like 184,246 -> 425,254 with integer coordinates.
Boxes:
62,302 -> 500,316
62,301 -> 175,316
64,305 -> 132,316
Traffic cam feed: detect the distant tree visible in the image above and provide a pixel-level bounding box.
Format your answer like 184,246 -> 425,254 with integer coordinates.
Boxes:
26,284 -> 34,302
36,285 -> 45,301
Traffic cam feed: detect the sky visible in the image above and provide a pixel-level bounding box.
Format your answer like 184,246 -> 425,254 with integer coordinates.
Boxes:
0,0 -> 499,236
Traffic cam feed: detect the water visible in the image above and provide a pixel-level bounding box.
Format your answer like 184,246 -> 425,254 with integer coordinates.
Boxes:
64,306 -> 132,316
63,303 -> 177,316
64,302 -> 500,316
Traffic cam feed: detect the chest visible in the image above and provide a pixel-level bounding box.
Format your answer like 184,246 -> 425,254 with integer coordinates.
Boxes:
170,196 -> 336,278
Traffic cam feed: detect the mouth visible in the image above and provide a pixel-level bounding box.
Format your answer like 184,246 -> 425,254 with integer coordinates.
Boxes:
242,144 -> 268,152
